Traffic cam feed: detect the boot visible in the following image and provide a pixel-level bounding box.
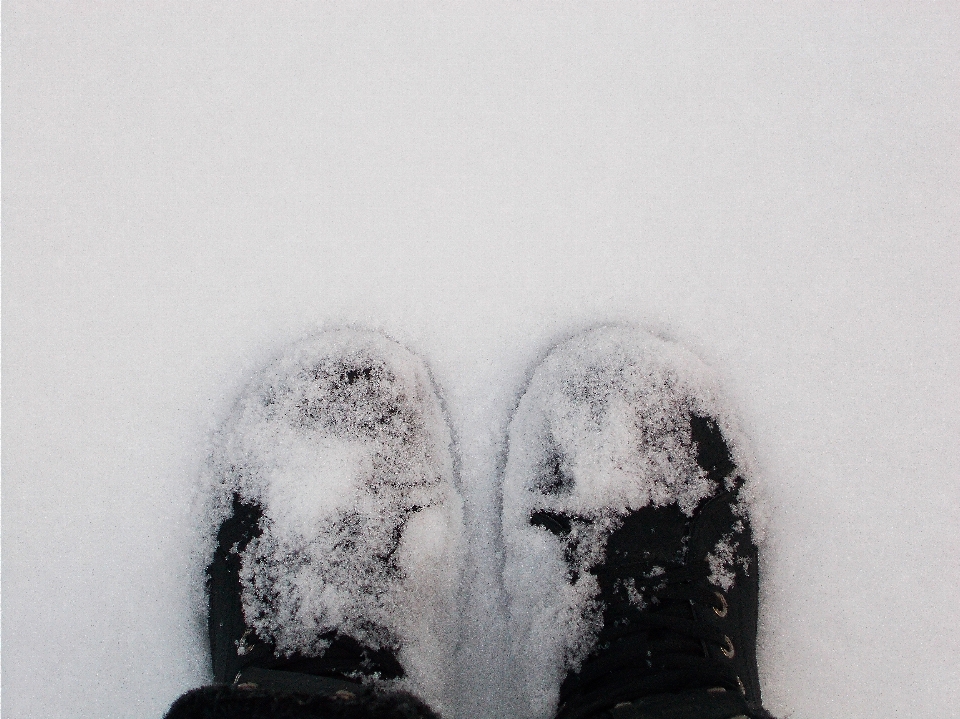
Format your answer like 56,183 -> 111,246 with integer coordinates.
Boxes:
199,330 -> 464,717
503,326 -> 771,719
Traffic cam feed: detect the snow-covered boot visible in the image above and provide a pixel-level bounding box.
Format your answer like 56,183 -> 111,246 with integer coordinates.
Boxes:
201,330 -> 464,717
503,327 -> 771,719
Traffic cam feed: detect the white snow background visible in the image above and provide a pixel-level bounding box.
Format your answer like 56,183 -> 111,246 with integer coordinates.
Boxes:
4,3 -> 959,718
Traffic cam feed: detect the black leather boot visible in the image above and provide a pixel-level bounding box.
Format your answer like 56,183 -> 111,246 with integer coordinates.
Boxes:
191,330 -> 464,717
503,327 -> 772,719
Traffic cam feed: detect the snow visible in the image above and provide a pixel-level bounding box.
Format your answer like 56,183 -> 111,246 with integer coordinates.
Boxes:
4,3 -> 960,719
707,525 -> 746,593
501,327 -> 758,519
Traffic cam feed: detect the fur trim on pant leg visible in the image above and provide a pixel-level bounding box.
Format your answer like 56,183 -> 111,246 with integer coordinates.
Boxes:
164,684 -> 441,719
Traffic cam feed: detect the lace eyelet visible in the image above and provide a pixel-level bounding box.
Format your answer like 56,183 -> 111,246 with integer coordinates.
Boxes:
713,591 -> 728,618
736,676 -> 745,695
721,635 -> 735,658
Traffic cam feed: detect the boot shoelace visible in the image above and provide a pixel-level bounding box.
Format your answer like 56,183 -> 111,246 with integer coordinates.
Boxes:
557,561 -> 744,718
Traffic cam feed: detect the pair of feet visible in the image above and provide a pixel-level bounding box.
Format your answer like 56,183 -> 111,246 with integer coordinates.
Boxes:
203,327 -> 768,719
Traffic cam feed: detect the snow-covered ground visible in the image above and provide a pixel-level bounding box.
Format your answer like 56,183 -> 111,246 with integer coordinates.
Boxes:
4,4 -> 959,718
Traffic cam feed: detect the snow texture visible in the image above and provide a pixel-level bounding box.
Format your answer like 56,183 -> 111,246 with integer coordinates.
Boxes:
4,4 -> 960,719
707,522 -> 748,592
201,330 -> 463,713
502,326 -> 763,717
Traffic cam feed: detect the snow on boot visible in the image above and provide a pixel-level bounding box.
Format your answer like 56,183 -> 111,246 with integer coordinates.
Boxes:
502,326 -> 770,719
202,330 -> 464,717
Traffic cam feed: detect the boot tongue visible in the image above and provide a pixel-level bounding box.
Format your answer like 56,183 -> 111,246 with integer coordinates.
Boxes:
606,503 -> 690,570
602,504 -> 710,666
600,503 -> 697,634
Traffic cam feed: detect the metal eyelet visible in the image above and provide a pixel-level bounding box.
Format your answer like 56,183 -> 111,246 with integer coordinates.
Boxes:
713,591 -> 728,618
721,635 -> 736,658
737,676 -> 746,695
